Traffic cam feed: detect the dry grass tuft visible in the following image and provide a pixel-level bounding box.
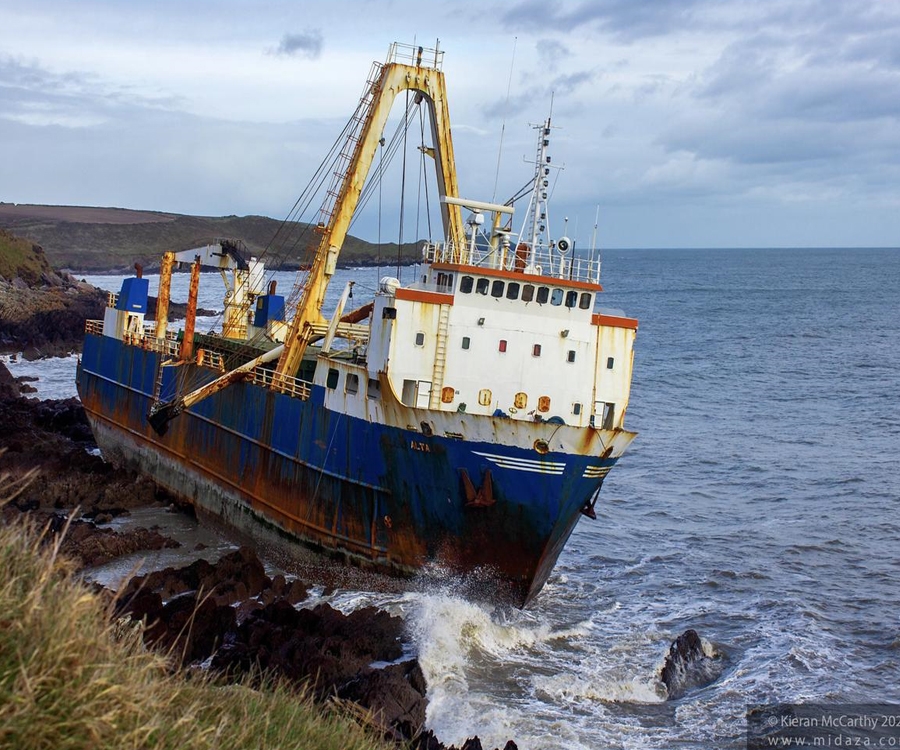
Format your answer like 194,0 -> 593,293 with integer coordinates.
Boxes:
0,506 -> 395,750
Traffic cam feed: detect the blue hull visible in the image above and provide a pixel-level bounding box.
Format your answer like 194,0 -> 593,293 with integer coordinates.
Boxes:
77,333 -> 618,606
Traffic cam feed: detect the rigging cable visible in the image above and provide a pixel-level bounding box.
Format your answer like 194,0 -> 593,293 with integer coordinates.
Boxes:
397,87 -> 410,279
378,135 -> 384,280
492,36 -> 518,204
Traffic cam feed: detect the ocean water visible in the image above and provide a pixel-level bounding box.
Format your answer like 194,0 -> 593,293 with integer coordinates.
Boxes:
9,248 -> 900,748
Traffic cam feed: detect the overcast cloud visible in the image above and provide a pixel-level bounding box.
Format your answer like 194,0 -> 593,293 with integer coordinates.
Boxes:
1,0 -> 898,248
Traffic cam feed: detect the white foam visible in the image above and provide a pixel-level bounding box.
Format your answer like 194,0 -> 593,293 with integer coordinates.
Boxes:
406,590 -> 632,748
533,672 -> 665,704
1,352 -> 79,400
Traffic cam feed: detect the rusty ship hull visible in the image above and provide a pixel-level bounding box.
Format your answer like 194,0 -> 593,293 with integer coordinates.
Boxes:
77,332 -> 629,606
76,43 -> 640,607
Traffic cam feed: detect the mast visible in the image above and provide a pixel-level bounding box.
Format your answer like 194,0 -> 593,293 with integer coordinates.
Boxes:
517,116 -> 557,270
275,42 -> 465,384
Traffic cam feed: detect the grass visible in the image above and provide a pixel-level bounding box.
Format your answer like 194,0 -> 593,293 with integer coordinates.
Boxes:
0,229 -> 52,284
0,501 -> 397,750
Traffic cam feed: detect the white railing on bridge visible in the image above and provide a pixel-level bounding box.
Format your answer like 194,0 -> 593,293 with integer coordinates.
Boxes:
422,241 -> 601,286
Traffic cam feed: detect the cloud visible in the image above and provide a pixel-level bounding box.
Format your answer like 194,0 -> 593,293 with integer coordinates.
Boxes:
498,0 -> 705,40
270,30 -> 323,59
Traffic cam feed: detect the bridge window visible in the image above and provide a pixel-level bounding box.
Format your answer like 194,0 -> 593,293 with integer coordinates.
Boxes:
436,272 -> 454,291
550,288 -> 564,306
491,280 -> 505,298
506,282 -> 520,300
521,284 -> 535,302
346,373 -> 359,394
579,292 -> 593,310
326,368 -> 339,389
460,276 -> 474,293
536,286 -> 550,304
476,278 -> 489,295
565,290 -> 578,308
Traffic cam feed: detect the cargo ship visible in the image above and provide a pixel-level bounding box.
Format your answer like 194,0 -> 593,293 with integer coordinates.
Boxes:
76,42 -> 638,606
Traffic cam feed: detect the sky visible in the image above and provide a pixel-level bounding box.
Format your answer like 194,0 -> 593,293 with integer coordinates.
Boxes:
1,0 -> 899,249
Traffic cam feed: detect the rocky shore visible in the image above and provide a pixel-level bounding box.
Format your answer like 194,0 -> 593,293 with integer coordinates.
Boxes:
0,268 -> 108,358
0,359 -> 516,750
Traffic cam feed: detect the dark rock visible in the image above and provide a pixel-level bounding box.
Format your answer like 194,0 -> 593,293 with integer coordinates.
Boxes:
55,518 -> 180,567
286,578 -> 309,605
210,600 -> 406,693
40,270 -> 64,287
410,730 -> 445,750
0,362 -> 20,400
660,629 -> 726,699
0,391 -> 177,518
337,660 -> 427,739
140,593 -> 237,664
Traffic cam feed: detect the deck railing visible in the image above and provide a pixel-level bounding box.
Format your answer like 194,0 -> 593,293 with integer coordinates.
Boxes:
84,320 -> 312,401
423,241 -> 601,286
249,366 -> 311,400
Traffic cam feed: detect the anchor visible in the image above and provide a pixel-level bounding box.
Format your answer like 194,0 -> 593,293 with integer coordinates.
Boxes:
460,468 -> 495,508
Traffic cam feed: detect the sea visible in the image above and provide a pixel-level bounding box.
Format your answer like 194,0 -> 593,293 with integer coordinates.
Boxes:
3,247 -> 899,749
